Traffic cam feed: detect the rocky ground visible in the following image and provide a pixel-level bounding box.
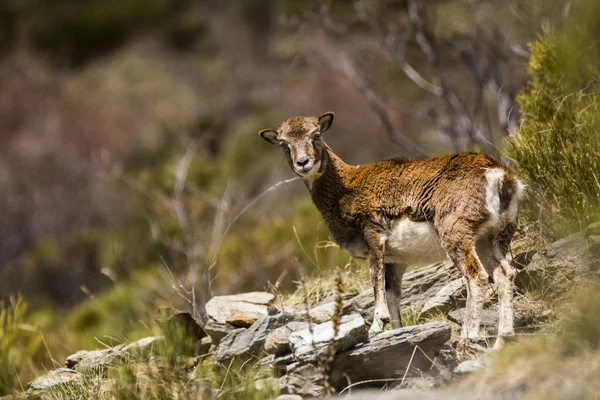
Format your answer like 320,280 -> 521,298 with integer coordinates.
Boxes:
4,223 -> 599,399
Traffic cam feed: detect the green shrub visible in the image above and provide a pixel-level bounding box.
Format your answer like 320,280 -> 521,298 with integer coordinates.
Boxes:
0,296 -> 43,395
506,14 -> 600,238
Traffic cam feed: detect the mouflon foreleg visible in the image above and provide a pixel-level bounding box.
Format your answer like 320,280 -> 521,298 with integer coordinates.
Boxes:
364,228 -> 390,334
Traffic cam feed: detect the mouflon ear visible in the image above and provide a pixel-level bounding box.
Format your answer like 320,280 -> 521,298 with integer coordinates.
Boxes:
258,129 -> 279,144
318,112 -> 334,133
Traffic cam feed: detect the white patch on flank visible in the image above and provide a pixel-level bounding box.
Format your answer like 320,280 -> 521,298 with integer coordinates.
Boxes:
477,168 -> 505,236
485,168 -> 505,219
509,179 -> 526,222
479,169 -> 524,237
383,218 -> 447,266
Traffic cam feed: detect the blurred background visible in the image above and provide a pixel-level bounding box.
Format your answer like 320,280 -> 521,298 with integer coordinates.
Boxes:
1,0 -> 600,395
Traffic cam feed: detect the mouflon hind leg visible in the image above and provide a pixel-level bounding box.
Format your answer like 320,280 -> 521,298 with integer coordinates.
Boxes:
476,226 -> 518,350
493,225 -> 518,349
439,223 -> 489,347
385,263 -> 405,329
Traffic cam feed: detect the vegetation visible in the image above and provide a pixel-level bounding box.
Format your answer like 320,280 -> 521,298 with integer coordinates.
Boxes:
506,0 -> 600,238
0,296 -> 44,395
31,316 -> 278,400
2,0 -> 600,398
460,281 -> 600,399
460,3 -> 600,397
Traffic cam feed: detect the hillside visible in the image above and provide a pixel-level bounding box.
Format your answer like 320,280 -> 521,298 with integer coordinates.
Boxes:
2,0 -> 600,399
5,222 -> 599,399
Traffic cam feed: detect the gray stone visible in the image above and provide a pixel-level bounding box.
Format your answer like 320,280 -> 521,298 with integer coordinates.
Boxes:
514,228 -> 600,290
329,322 -> 451,388
289,314 -> 368,363
65,336 -> 161,373
27,368 -> 82,391
448,308 -> 499,327
205,292 -> 275,327
453,359 -> 487,375
65,347 -> 124,373
280,363 -> 324,397
345,260 -> 461,321
122,336 -> 162,353
216,313 -> 294,364
264,321 -> 310,355
305,301 -> 337,323
421,278 -> 467,316
203,319 -> 237,345
273,353 -> 296,367
276,395 -> 303,400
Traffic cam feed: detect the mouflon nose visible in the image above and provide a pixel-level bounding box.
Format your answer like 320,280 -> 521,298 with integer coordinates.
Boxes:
296,157 -> 310,167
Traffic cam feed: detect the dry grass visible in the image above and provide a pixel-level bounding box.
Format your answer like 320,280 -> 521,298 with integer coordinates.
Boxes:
34,318 -> 279,400
280,260 -> 370,310
454,281 -> 600,400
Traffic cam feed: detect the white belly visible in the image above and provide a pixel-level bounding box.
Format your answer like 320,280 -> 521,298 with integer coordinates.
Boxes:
384,218 -> 448,266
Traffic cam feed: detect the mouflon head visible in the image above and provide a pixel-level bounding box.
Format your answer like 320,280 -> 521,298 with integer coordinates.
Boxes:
258,112 -> 334,178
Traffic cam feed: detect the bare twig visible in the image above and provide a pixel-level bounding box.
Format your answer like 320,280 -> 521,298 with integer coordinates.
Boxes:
339,51 -> 428,157
173,140 -> 199,251
209,176 -> 301,268
315,4 -> 428,158
401,63 -> 443,96
406,0 -> 496,155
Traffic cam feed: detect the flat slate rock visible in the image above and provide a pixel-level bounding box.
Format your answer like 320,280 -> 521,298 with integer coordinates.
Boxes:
265,321 -> 310,356
514,228 -> 600,290
280,363 -> 324,397
203,319 -> 237,345
304,301 -> 338,323
448,308 -> 499,327
344,261 -> 461,321
216,313 -> 294,364
28,368 -> 82,391
65,347 -> 125,372
420,277 -> 467,316
289,314 -> 368,363
205,292 -> 275,328
65,336 -> 161,373
328,321 -> 451,389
